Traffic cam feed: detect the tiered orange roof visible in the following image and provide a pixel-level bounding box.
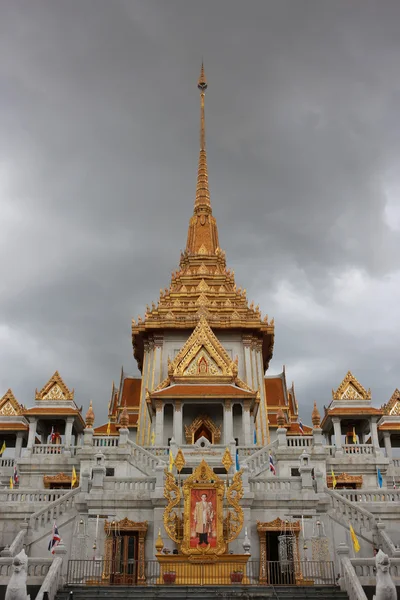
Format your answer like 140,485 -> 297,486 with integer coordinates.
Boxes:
131,65 -> 274,372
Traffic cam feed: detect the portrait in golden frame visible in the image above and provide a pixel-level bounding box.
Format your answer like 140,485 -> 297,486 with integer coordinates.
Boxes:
180,460 -> 226,556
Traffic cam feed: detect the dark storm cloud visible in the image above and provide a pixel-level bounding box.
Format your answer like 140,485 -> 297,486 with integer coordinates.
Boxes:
1,0 -> 400,424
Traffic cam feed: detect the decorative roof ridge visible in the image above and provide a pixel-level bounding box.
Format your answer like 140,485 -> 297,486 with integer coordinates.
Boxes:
0,388 -> 24,416
383,388 -> 400,415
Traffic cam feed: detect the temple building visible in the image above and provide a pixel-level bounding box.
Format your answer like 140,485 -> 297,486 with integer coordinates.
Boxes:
1,66 -> 400,596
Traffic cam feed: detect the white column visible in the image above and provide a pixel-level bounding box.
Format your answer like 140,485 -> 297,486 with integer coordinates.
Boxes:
173,400 -> 183,446
383,431 -> 392,459
370,418 -> 381,454
242,400 -> 252,446
332,418 -> 342,449
64,417 -> 74,447
224,400 -> 233,445
27,418 -> 37,449
155,400 -> 163,445
15,432 -> 24,458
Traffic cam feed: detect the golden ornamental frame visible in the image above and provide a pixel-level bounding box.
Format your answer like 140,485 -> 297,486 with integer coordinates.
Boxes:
181,460 -> 226,556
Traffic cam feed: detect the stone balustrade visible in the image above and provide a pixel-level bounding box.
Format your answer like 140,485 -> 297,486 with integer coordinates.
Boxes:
93,437 -> 119,448
342,444 -> 375,455
104,477 -> 156,492
249,476 -> 301,492
0,557 -> 52,579
325,487 -> 376,532
237,446 -> 259,458
351,557 -> 400,583
0,457 -> 15,468
338,489 -> 400,503
324,445 -> 335,456
241,439 -> 278,475
286,436 -> 313,448
0,489 -> 67,503
35,544 -> 66,600
32,444 -> 80,456
393,458 -> 400,467
143,446 -> 169,457
127,439 -> 161,475
29,486 -> 80,533
337,544 -> 368,600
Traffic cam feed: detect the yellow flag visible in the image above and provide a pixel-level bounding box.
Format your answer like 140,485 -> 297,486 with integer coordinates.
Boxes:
9,477 -> 13,490
331,469 -> 337,489
169,450 -> 174,473
0,441 -> 6,456
150,430 -> 156,446
349,524 -> 360,553
352,427 -> 357,444
106,421 -> 111,436
71,466 -> 77,488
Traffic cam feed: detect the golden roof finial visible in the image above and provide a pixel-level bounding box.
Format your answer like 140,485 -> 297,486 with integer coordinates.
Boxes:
195,61 -> 210,209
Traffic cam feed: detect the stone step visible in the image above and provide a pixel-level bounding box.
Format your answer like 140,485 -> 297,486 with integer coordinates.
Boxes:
56,585 -> 349,600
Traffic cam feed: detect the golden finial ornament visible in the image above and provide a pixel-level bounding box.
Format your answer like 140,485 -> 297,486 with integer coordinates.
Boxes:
155,528 -> 164,553
222,447 -> 234,472
276,407 -> 285,428
311,402 -> 321,428
174,448 -> 186,473
85,400 -> 95,428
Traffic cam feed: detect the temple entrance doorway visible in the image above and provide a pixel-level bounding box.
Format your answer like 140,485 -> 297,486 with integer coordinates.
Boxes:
194,423 -> 212,443
111,533 -> 138,585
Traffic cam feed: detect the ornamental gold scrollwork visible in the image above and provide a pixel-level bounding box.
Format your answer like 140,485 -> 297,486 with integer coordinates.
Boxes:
163,470 -> 181,544
225,470 -> 244,543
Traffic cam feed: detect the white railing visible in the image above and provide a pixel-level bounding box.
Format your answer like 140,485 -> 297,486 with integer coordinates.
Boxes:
340,554 -> 368,600
0,489 -> 67,503
35,554 -> 64,600
0,527 -> 27,557
127,440 -> 161,475
249,477 -> 301,492
286,436 -> 313,448
241,439 -> 278,476
237,447 -> 259,458
325,487 -> 376,532
143,446 -> 169,457
351,557 -> 400,581
0,457 -> 15,467
342,444 -> 375,455
393,459 -> 400,467
93,436 -> 119,447
338,489 -> 400,503
324,445 -> 336,456
0,557 -> 52,578
104,477 -> 156,492
32,444 -> 66,455
29,486 -> 80,533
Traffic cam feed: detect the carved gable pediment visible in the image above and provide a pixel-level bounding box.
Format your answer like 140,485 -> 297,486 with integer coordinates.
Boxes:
332,371 -> 371,401
168,316 -> 236,383
36,371 -> 74,401
384,389 -> 400,416
0,390 -> 22,416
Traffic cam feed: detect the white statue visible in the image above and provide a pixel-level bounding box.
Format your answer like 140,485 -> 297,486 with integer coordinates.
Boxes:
373,550 -> 396,600
5,549 -> 30,600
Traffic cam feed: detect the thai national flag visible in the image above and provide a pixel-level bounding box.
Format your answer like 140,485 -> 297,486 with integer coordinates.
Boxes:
269,454 -> 276,475
48,523 -> 61,554
13,465 -> 19,486
299,420 -> 304,435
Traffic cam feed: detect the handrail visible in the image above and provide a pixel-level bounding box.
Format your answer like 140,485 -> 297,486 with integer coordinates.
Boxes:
127,439 -> 162,475
29,486 -> 80,532
338,489 -> 400,503
0,527 -> 27,557
340,554 -> 368,600
35,555 -> 63,600
324,487 -> 376,532
241,439 -> 278,475
0,489 -> 67,503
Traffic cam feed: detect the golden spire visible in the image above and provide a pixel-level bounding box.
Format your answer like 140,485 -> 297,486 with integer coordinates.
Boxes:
186,63 -> 219,254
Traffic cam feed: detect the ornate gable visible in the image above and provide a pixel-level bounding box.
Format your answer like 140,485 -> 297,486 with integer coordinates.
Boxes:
332,371 -> 371,401
36,371 -> 74,401
384,389 -> 400,416
0,389 -> 22,416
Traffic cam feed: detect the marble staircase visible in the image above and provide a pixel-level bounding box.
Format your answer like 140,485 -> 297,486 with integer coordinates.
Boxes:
55,585 -> 349,600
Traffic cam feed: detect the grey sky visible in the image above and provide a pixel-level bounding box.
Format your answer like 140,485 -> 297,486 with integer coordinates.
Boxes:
1,0 -> 400,425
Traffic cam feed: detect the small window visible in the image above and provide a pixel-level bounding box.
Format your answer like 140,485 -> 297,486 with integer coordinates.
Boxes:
291,468 -> 300,477
106,468 -> 115,477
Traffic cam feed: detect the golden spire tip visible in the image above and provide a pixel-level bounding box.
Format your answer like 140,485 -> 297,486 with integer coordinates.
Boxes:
198,61 -> 207,92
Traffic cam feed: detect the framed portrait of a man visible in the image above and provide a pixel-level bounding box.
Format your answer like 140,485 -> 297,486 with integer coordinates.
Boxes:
181,460 -> 226,556
190,488 -> 216,547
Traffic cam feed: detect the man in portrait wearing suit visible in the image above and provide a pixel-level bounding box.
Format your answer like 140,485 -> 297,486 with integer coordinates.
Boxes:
193,492 -> 214,545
